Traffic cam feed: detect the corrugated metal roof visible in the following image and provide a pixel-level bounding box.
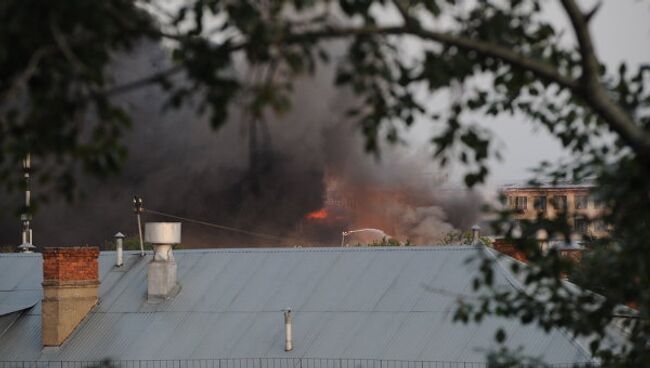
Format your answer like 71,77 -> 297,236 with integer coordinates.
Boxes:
0,247 -> 591,363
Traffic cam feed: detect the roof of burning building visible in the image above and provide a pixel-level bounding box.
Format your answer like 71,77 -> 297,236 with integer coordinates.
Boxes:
0,247 -> 591,363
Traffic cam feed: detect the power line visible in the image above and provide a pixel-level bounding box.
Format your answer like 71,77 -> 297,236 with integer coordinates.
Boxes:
143,208 -> 304,244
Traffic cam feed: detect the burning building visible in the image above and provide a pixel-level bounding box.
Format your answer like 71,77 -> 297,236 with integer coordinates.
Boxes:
298,173 -> 479,246
0,41 -> 482,249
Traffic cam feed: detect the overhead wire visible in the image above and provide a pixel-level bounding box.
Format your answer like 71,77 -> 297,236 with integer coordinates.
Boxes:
143,208 -> 305,244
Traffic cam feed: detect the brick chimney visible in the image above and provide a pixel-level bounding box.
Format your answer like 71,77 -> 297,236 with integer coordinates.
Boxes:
42,247 -> 100,346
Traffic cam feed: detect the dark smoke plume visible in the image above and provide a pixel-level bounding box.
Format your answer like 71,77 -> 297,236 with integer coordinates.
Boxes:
0,41 -> 481,248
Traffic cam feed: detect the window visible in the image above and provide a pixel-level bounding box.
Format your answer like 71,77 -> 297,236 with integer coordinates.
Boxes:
513,196 -> 527,210
511,220 -> 523,234
533,196 -> 547,210
552,195 -> 567,210
594,220 -> 608,232
574,217 -> 588,234
592,195 -> 606,209
575,195 -> 588,209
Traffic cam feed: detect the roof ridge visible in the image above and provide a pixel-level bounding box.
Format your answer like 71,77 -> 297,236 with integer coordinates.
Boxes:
162,245 -> 482,255
1,246 -> 483,257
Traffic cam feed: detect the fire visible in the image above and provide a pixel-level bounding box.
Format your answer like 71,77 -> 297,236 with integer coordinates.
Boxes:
306,208 -> 328,220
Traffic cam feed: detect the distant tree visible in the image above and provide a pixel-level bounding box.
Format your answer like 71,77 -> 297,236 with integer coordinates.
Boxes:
1,0 -> 649,365
0,245 -> 15,253
366,236 -> 408,246
442,230 -> 491,246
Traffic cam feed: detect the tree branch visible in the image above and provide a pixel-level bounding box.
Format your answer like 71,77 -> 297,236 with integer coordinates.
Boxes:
560,0 -> 600,84
410,28 -> 580,90
103,40 -> 248,97
50,18 -> 91,77
0,46 -> 56,102
103,65 -> 184,97
392,0 -> 419,29
283,25 -> 580,91
108,21 -> 582,99
108,24 -> 579,95
561,0 -> 650,164
105,12 -> 650,163
584,1 -> 603,23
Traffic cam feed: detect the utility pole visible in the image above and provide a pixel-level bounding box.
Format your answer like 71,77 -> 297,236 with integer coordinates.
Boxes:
17,154 -> 35,253
133,196 -> 145,256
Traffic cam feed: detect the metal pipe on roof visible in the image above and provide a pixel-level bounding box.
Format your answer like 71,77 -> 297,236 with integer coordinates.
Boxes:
284,309 -> 293,352
115,232 -> 125,267
471,224 -> 481,245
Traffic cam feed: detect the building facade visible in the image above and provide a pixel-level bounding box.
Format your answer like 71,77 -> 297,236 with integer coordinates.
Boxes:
502,180 -> 608,239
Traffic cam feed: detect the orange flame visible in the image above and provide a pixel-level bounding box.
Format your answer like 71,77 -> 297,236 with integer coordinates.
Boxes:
306,208 -> 328,220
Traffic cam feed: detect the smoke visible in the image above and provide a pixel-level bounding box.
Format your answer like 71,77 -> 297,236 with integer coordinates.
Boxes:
317,128 -> 474,244
0,40 -> 481,248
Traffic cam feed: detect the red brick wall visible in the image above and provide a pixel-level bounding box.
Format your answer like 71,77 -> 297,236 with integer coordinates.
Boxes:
43,247 -> 100,283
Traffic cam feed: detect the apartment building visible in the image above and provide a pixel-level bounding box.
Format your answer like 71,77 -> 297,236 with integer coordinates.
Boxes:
502,180 -> 608,238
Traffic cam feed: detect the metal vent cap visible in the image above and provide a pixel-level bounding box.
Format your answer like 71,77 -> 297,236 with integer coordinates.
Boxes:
145,222 -> 181,244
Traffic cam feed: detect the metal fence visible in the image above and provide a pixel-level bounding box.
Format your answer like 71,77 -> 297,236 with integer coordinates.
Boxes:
0,358 -> 599,368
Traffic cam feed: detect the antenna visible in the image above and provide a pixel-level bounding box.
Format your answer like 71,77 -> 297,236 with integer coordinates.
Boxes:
17,154 -> 36,253
133,196 -> 145,256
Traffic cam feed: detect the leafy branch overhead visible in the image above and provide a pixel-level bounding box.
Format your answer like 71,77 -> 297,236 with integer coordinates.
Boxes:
1,0 -> 649,365
2,0 -> 648,194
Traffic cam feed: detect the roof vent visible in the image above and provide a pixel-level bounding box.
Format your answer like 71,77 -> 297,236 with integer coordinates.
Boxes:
284,309 -> 293,352
145,222 -> 181,300
114,232 -> 125,267
471,224 -> 481,245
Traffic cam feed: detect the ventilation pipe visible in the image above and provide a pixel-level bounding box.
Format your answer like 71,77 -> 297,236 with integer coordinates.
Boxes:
471,224 -> 481,245
284,309 -> 293,352
114,232 -> 125,267
145,222 -> 181,300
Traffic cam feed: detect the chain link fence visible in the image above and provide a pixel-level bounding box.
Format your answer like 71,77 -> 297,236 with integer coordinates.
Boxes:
0,358 -> 598,368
